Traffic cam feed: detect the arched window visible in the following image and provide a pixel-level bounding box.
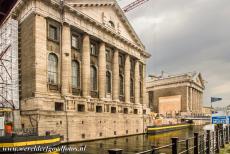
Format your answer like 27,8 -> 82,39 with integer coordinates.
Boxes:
106,71 -> 112,94
91,66 -> 97,91
119,75 -> 124,96
48,53 -> 58,85
130,78 -> 134,97
72,61 -> 80,88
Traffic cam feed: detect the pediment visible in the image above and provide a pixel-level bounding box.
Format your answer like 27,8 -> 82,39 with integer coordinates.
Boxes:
193,73 -> 205,88
66,0 -> 145,49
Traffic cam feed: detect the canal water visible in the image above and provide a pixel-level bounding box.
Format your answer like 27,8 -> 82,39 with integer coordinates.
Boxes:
61,125 -> 204,154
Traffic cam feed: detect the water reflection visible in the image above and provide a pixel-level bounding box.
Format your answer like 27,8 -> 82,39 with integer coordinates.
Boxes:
61,125 -> 204,154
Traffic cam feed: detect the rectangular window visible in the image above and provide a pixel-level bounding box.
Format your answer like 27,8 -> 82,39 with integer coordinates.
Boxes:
143,109 -> 146,115
90,43 -> 97,56
96,106 -> 103,113
106,49 -> 111,62
77,104 -> 85,112
134,109 -> 138,114
111,107 -> 116,113
72,34 -> 81,49
124,108 -> 128,114
55,102 -> 64,111
119,55 -> 123,66
49,25 -> 58,41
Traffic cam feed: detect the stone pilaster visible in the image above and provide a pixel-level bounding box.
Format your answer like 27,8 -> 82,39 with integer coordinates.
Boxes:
61,23 -> 71,95
98,42 -> 106,99
35,15 -> 47,93
82,34 -> 90,97
112,49 -> 119,101
134,61 -> 140,104
142,64 -> 147,106
124,55 -> 130,103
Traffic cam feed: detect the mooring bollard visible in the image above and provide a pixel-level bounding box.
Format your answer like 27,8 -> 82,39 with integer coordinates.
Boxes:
206,130 -> 210,154
108,149 -> 123,154
171,137 -> 178,154
194,133 -> 199,154
152,145 -> 157,154
226,126 -> 229,144
221,127 -> 225,148
185,139 -> 189,154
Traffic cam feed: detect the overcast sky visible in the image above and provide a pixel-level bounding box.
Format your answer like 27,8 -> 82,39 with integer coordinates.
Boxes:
118,0 -> 230,107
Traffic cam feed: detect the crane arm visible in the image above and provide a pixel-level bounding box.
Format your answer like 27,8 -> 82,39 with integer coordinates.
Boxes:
123,0 -> 150,13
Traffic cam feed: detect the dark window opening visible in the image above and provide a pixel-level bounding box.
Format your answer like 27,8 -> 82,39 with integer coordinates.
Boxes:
114,131 -> 117,135
91,66 -> 97,91
77,104 -> 85,112
143,109 -> 146,115
55,102 -> 64,111
124,108 -> 128,114
96,106 -> 103,113
134,109 -> 138,114
106,71 -> 112,94
126,130 -> 128,134
111,107 -> 116,113
119,55 -> 124,66
99,132 -> 103,137
130,78 -> 134,97
81,134 -> 85,139
119,75 -> 124,96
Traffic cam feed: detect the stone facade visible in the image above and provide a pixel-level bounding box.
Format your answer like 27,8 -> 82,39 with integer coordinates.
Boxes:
147,72 -> 205,115
11,0 -> 151,142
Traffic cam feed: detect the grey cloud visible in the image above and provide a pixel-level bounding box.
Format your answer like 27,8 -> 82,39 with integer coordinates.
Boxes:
119,0 -> 230,107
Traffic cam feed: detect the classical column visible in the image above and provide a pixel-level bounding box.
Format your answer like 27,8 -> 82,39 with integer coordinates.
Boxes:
82,34 -> 90,97
98,42 -> 106,99
112,49 -> 119,101
134,61 -> 140,104
61,23 -> 71,95
186,86 -> 189,112
142,64 -> 147,105
190,87 -> 193,111
124,55 -> 130,103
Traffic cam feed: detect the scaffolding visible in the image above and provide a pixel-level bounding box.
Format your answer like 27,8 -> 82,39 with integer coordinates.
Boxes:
0,18 -> 19,110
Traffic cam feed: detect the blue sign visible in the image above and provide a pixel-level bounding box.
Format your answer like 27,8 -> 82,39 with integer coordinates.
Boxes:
228,116 -> 230,124
212,116 -> 227,124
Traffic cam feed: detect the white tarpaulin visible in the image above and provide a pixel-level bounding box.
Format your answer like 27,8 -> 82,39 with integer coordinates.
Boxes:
0,117 -> 4,130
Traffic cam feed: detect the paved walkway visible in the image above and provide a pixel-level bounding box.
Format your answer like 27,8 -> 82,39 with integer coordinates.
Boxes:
220,144 -> 230,154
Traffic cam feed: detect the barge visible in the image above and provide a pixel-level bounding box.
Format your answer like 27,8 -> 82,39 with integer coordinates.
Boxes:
147,123 -> 192,134
0,135 -> 61,152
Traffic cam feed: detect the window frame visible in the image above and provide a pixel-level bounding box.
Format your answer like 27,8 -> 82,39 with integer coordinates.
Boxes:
48,53 -> 58,85
47,22 -> 60,42
90,42 -> 98,56
119,75 -> 124,96
106,71 -> 112,94
72,60 -> 81,89
90,65 -> 98,91
71,33 -> 81,50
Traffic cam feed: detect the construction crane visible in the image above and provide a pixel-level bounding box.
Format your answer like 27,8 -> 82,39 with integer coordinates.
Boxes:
122,0 -> 150,13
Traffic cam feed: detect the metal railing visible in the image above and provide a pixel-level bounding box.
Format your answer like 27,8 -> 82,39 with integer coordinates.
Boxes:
134,124 -> 230,154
